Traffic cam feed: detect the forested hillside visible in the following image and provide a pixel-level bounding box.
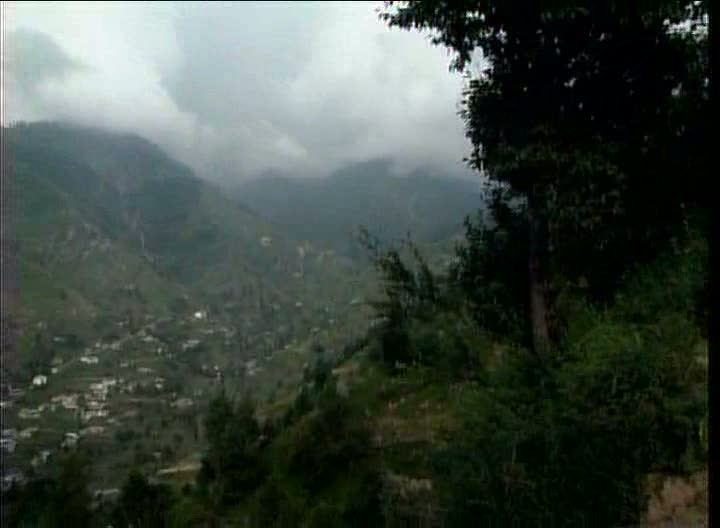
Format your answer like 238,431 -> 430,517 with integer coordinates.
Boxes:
1,122 -> 382,507
2,0 -> 708,526
235,159 -> 481,256
4,121 -> 377,376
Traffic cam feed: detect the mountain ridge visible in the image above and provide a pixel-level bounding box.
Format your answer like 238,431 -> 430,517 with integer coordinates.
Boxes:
234,158 -> 483,256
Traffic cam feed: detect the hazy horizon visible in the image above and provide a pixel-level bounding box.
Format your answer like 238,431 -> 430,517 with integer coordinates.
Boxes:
2,1 -> 485,183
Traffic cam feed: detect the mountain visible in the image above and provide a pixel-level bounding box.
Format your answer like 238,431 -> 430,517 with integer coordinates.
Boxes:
234,159 -> 483,256
3,122 -> 374,386
0,122 -> 471,491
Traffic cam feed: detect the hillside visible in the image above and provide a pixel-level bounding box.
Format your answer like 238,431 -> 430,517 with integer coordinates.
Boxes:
2,114 -> 707,526
47,217 -> 702,528
158,222 -> 707,527
1,122 -> 380,489
234,159 -> 482,256
6,121 -> 374,337
2,1 -> 708,526
2,122 -> 472,497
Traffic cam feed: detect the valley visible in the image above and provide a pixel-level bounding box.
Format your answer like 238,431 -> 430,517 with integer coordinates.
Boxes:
1,2 -> 708,525
0,122 -> 475,493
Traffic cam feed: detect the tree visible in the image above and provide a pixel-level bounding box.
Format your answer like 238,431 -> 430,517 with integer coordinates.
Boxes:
359,227 -> 439,368
287,392 -> 373,494
45,453 -> 93,528
450,191 -> 530,344
113,470 -> 176,528
382,0 -> 708,358
3,478 -> 56,527
199,391 -> 264,508
27,331 -> 53,375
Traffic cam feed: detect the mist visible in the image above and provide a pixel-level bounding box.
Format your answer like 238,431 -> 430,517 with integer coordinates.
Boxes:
2,1 -> 480,183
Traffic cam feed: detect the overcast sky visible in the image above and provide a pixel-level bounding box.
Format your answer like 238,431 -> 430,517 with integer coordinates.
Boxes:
2,1 -> 481,182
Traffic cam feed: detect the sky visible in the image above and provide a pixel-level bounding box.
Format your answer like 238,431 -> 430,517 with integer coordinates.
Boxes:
2,1 -> 483,182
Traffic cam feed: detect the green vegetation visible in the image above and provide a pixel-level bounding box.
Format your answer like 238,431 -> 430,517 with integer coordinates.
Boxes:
2,0 -> 708,525
236,159 -> 480,257
9,226 -> 704,526
4,454 -> 93,528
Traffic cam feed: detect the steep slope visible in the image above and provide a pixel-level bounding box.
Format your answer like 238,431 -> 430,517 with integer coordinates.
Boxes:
2,122 -> 380,490
0,122 -> 474,492
9,125 -> 186,327
235,159 -> 483,256
5,122 -> 373,380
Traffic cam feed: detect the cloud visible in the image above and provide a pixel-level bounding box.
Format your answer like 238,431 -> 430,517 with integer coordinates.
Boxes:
2,1 -> 477,182
5,28 -> 88,92
2,27 -> 88,122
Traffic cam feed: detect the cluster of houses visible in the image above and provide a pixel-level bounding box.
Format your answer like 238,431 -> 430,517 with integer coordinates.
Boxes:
3,365 -> 198,479
6,369 -> 135,455
80,378 -> 118,421
51,393 -> 79,410
1,429 -> 17,454
0,304 -> 295,492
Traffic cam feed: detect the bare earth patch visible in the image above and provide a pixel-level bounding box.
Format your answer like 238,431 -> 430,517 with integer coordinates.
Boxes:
642,470 -> 708,527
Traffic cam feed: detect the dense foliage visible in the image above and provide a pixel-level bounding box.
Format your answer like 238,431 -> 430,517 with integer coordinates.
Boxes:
384,0 -> 709,357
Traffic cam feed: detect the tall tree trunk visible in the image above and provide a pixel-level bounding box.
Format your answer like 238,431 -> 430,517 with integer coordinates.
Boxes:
527,190 -> 551,360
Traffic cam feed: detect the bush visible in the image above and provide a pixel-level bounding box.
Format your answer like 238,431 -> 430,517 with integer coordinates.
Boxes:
200,392 -> 266,508
286,396 -> 371,493
247,477 -> 304,527
115,428 -> 136,444
113,470 -> 177,528
432,253 -> 708,526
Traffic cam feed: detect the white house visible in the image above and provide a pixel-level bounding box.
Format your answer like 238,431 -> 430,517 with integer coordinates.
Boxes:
171,398 -> 194,409
80,426 -> 106,436
32,375 -> 48,387
93,488 -> 120,501
18,408 -> 42,420
31,450 -> 52,467
81,409 -> 108,421
182,339 -> 200,352
62,432 -> 79,448
51,394 -> 79,410
18,427 -> 38,439
80,356 -> 99,365
0,438 -> 16,453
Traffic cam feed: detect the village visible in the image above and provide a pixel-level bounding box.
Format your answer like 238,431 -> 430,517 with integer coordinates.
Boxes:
0,286 -> 369,495
2,306 -> 268,493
